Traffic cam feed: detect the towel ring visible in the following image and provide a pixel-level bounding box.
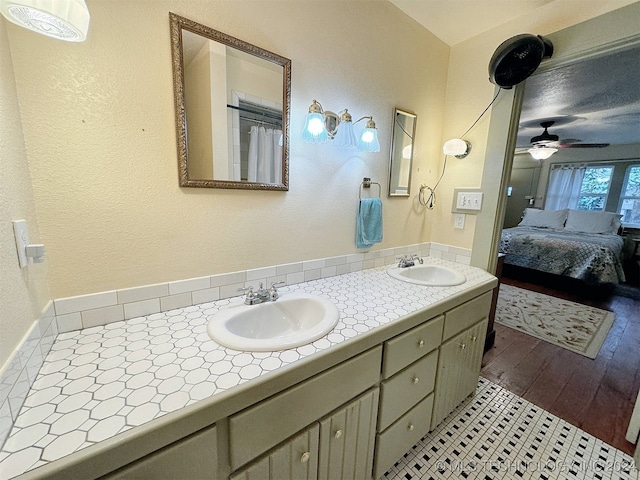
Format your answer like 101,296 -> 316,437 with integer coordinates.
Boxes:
360,177 -> 381,199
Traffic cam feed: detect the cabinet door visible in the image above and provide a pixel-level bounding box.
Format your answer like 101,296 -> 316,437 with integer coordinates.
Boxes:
230,424 -> 319,480
318,388 -> 379,480
432,319 -> 487,428
103,425 -> 218,480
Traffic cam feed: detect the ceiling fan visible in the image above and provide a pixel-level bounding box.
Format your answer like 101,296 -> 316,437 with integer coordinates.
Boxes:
516,121 -> 609,158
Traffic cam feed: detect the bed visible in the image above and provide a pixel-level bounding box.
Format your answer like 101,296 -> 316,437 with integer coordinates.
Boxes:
500,208 -> 626,285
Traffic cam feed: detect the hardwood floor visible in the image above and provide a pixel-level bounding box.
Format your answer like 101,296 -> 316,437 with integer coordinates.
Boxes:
481,267 -> 640,456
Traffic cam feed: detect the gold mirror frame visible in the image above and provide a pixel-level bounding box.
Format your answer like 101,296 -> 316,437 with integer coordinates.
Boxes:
169,12 -> 291,190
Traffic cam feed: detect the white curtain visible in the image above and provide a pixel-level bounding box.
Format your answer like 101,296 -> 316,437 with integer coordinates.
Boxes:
248,126 -> 282,184
545,165 -> 586,210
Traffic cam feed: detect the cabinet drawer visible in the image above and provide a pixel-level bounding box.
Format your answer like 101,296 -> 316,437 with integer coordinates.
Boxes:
378,349 -> 438,432
382,315 -> 443,378
373,393 -> 434,479
229,346 -> 382,470
442,292 -> 491,341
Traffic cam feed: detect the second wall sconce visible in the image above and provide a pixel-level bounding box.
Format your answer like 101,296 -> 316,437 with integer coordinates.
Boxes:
442,138 -> 471,158
302,100 -> 380,152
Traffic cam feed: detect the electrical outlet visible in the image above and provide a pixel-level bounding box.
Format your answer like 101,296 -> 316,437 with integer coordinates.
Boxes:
12,220 -> 30,268
454,214 -> 465,229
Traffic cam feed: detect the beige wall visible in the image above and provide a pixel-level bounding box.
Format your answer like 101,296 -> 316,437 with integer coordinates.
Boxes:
185,41 -> 215,179
431,0 -> 638,250
0,20 -> 51,366
6,0 -> 448,299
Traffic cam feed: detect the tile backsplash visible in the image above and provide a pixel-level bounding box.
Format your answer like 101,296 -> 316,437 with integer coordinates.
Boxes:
0,302 -> 57,448
0,241 -> 471,449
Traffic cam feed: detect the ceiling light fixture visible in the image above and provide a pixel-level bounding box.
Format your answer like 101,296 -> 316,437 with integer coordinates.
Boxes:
528,146 -> 557,160
301,100 -> 380,152
0,0 -> 90,42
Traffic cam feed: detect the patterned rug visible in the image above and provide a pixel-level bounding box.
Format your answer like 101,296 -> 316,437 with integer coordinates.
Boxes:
495,284 -> 615,359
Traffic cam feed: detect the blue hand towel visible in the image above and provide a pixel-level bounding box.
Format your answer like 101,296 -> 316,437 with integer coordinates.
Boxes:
356,198 -> 383,249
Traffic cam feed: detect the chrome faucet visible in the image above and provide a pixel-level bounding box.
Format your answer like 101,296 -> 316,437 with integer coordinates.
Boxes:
397,254 -> 423,268
238,281 -> 285,305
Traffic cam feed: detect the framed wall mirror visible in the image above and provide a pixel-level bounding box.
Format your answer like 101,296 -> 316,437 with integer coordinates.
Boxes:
388,108 -> 417,197
169,13 -> 291,190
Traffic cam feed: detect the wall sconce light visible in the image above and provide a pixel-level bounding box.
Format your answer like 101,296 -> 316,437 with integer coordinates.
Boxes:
302,100 -> 380,152
528,146 -> 557,160
443,138 -> 471,158
0,0 -> 90,42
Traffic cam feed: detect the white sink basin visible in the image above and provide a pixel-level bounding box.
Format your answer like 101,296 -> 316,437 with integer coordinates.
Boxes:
387,264 -> 466,286
207,293 -> 340,351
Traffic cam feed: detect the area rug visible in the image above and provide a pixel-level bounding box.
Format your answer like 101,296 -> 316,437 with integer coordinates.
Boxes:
495,284 -> 615,359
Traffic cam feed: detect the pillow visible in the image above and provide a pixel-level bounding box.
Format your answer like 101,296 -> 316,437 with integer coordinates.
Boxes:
564,209 -> 622,234
518,208 -> 567,229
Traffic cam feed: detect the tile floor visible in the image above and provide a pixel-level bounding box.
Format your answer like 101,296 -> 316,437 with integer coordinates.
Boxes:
382,377 -> 637,480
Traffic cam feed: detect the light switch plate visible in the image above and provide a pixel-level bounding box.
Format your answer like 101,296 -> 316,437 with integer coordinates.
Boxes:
451,188 -> 483,214
12,220 -> 29,268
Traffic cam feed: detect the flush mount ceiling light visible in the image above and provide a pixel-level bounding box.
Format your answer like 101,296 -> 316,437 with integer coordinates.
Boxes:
0,0 -> 90,42
442,138 -> 471,158
301,99 -> 380,152
528,146 -> 557,160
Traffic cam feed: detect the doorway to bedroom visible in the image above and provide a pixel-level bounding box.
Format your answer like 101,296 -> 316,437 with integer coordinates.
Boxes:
482,25 -> 640,459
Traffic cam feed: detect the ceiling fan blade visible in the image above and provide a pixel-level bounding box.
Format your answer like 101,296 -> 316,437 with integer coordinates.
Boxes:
558,143 -> 610,148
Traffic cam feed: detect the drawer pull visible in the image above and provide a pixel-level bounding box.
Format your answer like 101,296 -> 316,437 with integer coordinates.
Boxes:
459,342 -> 466,350
334,429 -> 343,439
301,451 -> 311,463
418,340 -> 425,348
408,424 -> 415,431
412,376 -> 420,384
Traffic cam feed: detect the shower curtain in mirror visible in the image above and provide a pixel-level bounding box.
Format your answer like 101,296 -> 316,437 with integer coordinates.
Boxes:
248,126 -> 282,184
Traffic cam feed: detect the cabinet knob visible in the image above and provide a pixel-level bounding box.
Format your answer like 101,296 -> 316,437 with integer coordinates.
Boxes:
408,424 -> 415,431
334,429 -> 343,439
418,340 -> 425,348
412,376 -> 420,384
470,335 -> 477,342
459,342 -> 466,350
300,451 -> 311,463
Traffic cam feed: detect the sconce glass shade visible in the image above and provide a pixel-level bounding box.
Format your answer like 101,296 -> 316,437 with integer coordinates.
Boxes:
0,0 -> 90,42
302,112 -> 328,143
443,138 -> 470,158
357,118 -> 380,152
302,100 -> 328,143
333,115 -> 357,148
528,146 -> 557,160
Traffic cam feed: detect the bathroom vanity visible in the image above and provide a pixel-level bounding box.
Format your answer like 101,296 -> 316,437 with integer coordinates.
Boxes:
9,260 -> 496,480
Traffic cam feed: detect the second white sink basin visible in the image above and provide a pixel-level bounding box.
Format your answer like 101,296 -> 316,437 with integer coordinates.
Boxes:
387,264 -> 466,286
207,293 -> 340,351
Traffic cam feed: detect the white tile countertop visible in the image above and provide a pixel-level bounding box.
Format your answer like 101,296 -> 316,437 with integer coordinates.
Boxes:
0,257 -> 496,479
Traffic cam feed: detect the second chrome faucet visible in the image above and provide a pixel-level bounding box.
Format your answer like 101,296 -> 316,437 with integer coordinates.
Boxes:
397,254 -> 423,268
238,281 -> 286,305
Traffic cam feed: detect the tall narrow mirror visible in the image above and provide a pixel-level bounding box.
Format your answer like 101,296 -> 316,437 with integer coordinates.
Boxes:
388,108 -> 417,197
169,13 -> 291,190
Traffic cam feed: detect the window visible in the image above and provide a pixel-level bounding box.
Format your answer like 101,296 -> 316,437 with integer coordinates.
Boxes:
576,166 -> 613,211
618,165 -> 640,226
545,162 -> 639,221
